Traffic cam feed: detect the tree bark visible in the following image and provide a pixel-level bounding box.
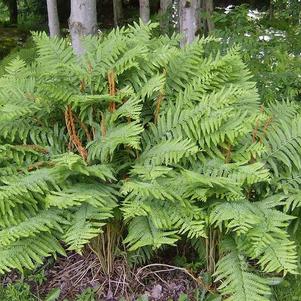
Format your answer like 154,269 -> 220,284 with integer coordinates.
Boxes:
160,0 -> 173,16
269,0 -> 274,20
179,0 -> 201,47
69,0 -> 98,56
201,0 -> 214,35
160,0 -> 172,32
139,0 -> 150,24
7,0 -> 18,24
46,0 -> 60,37
113,0 -> 123,27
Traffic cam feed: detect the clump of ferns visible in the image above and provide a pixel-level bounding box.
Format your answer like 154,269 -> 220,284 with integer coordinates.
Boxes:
0,23 -> 300,301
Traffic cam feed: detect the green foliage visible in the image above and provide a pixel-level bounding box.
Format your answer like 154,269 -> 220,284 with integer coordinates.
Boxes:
0,284 -> 96,301
0,1 -> 9,23
0,22 -> 300,300
43,287 -> 96,301
214,237 -> 272,301
0,281 -> 36,301
272,274 -> 301,301
213,4 -> 301,104
0,39 -> 36,76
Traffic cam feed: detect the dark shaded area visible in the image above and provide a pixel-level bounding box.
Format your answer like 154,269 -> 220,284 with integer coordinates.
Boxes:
0,0 -> 275,33
7,0 -> 18,24
0,26 -> 27,59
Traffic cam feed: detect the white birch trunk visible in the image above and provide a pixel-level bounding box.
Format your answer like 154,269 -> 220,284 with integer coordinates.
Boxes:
46,0 -> 60,37
139,0 -> 150,24
69,0 -> 97,55
179,0 -> 200,47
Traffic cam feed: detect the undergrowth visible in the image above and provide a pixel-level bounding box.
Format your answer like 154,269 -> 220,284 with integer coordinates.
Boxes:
0,21 -> 301,300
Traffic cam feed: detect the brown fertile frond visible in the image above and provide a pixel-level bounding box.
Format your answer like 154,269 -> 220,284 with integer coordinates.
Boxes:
100,111 -> 106,138
80,79 -> 86,93
224,144 -> 232,163
64,105 -> 88,161
154,92 -> 164,125
28,161 -> 55,171
252,106 -> 265,143
73,114 -> 92,142
154,69 -> 166,124
263,116 -> 273,136
108,70 -> 116,112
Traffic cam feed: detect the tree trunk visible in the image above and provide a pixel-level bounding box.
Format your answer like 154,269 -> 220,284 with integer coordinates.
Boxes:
113,0 -> 123,27
7,0 -> 18,24
269,0 -> 274,20
46,0 -> 60,37
201,0 -> 214,35
179,0 -> 201,47
160,0 -> 172,32
69,0 -> 98,56
139,0 -> 150,24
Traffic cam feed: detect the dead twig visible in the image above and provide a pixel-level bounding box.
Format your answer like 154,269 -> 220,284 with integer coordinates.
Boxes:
136,263 -> 215,294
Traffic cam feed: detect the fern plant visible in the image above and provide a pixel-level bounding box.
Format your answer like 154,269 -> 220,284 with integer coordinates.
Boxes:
0,22 -> 300,300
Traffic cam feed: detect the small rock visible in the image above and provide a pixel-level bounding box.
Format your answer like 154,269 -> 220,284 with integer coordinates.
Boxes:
151,284 -> 163,300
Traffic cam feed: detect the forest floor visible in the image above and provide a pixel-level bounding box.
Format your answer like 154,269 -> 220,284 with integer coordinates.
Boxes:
2,251 -> 201,301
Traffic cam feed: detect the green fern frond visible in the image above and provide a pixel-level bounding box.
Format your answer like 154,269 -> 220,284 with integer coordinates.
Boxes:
88,121 -> 143,162
283,190 -> 301,211
0,234 -> 65,273
122,180 -> 180,202
0,168 -> 62,214
0,209 -> 66,247
111,94 -> 142,122
179,169 -> 243,200
210,200 -> 260,234
64,204 -> 113,253
264,118 -> 301,175
124,216 -> 179,251
45,184 -> 118,209
130,165 -> 172,181
258,238 -> 297,275
0,144 -> 48,166
214,238 -> 271,301
33,32 -> 74,69
139,139 -> 198,165
200,160 -> 270,186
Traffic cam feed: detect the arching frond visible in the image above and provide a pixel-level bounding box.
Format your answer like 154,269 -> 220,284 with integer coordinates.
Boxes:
214,238 -> 271,301
64,204 -> 114,253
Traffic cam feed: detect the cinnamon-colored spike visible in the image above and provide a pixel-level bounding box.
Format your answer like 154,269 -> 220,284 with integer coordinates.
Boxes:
65,105 -> 88,161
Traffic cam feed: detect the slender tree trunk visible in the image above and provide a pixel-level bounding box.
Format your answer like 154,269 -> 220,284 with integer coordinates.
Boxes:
69,0 -> 98,56
201,0 -> 214,35
113,0 -> 123,27
179,0 -> 201,47
160,0 -> 172,32
139,0 -> 150,24
269,0 -> 274,20
160,0 -> 172,13
7,0 -> 18,24
46,0 -> 60,37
